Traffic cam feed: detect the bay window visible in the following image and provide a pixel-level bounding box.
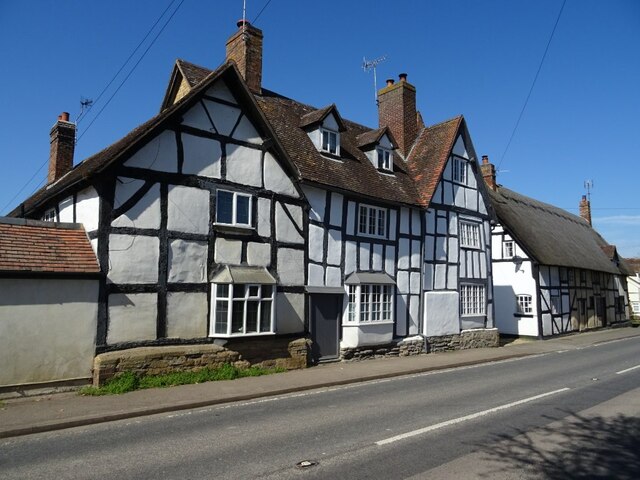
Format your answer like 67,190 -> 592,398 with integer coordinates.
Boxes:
213,283 -> 274,336
346,284 -> 394,323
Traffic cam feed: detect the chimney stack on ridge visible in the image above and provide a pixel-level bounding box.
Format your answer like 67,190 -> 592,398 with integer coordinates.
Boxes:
226,19 -> 263,93
48,112 -> 76,184
579,195 -> 592,226
377,73 -> 418,157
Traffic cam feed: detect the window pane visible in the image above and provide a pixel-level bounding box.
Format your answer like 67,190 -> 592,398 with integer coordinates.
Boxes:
377,209 -> 385,236
262,285 -> 272,297
369,209 -> 376,234
376,148 -> 383,168
217,191 -> 233,224
359,206 -> 367,234
260,300 -> 271,332
236,195 -> 250,225
246,300 -> 259,333
348,285 -> 357,322
322,130 -> 329,151
231,302 -> 244,333
233,285 -> 245,298
360,286 -> 370,322
329,132 -> 337,154
215,300 -> 228,334
216,284 -> 229,297
248,285 -> 259,297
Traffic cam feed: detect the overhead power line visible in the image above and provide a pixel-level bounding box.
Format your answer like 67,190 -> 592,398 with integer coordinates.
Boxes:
497,0 -> 567,170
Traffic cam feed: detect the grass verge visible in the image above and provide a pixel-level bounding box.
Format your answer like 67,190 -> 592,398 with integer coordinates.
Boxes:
80,364 -> 286,396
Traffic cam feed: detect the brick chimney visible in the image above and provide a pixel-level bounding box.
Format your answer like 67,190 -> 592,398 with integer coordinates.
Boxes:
480,155 -> 497,191
377,73 -> 418,157
48,112 -> 76,184
226,19 -> 263,93
579,195 -> 592,226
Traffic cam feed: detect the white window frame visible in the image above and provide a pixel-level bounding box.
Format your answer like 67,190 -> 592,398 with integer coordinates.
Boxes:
460,221 -> 481,249
216,190 -> 253,227
211,283 -> 275,337
461,283 -> 485,316
516,294 -> 533,314
358,204 -> 387,238
453,157 -> 467,184
632,301 -> 640,314
42,208 -> 57,222
376,147 -> 393,171
503,240 -> 514,258
346,284 -> 394,324
321,128 -> 339,155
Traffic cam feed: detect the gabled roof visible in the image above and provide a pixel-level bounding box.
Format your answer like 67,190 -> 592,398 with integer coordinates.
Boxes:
489,186 -> 622,274
159,59 -> 214,112
12,62 -> 297,217
406,116 -> 463,206
625,258 -> 640,274
0,217 -> 100,275
255,90 -> 420,205
299,104 -> 346,132
355,126 -> 397,149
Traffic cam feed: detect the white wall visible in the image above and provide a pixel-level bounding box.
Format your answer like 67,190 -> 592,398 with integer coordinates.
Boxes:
0,278 -> 98,386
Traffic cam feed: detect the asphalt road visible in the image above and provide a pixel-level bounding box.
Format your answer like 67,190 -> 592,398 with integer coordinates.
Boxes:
2,336 -> 639,479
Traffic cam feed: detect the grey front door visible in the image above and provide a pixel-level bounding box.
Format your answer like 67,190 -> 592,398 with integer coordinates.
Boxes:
310,293 -> 342,362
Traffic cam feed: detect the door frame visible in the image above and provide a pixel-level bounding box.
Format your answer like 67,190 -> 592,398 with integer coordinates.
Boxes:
308,291 -> 343,363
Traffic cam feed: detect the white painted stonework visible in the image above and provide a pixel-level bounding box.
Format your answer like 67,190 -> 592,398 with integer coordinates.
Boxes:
182,134 -> 222,178
166,292 -> 207,338
107,293 -> 158,344
214,238 -> 242,265
206,100 -> 241,136
276,292 -> 305,334
112,181 -> 161,229
424,291 -> 460,336
75,186 -> 100,233
167,185 -> 210,234
108,234 -> 159,284
125,131 -> 177,172
275,203 -> 303,244
247,242 -> 271,267
226,144 -> 262,187
341,322 -> 394,348
263,152 -> 298,197
277,248 -> 304,285
168,240 -> 207,283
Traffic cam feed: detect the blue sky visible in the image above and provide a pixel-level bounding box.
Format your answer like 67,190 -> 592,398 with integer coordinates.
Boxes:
1,1 -> 639,256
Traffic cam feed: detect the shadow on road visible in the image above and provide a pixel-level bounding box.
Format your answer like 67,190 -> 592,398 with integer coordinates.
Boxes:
479,411 -> 640,479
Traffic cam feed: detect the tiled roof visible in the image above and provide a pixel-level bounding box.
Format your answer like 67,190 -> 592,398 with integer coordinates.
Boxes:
0,218 -> 100,274
406,116 -> 462,206
356,127 -> 396,149
625,258 -> 640,273
176,59 -> 213,87
488,186 -> 622,274
299,104 -> 346,131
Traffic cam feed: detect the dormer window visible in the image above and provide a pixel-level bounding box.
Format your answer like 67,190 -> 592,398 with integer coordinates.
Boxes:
321,128 -> 339,155
376,147 -> 392,171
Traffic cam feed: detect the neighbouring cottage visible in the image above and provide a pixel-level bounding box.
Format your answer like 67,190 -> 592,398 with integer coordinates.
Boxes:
481,157 -> 630,337
0,218 -> 100,386
6,20 -> 498,384
624,258 -> 640,318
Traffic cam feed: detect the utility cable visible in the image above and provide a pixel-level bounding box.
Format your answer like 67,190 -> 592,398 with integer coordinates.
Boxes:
497,0 -> 566,170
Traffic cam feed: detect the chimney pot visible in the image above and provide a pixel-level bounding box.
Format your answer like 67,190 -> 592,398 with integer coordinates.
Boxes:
237,19 -> 249,29
480,155 -> 497,191
59,112 -> 70,122
386,78 -> 395,87
399,73 -> 407,82
482,155 -> 489,164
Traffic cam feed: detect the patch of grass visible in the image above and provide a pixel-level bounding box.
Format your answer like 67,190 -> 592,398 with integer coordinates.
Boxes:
79,364 -> 286,396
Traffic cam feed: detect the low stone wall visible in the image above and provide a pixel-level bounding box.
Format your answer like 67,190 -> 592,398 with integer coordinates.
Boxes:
92,337 -> 311,386
425,328 -> 499,353
340,336 -> 425,361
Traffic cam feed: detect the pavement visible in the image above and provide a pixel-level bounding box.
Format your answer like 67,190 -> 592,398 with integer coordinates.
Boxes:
1,327 -> 639,439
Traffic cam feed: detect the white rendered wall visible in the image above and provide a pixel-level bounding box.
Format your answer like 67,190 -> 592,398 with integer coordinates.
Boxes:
0,278 -> 98,386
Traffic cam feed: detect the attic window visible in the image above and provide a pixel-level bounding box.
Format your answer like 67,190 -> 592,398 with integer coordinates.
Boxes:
321,128 -> 339,155
42,209 -> 57,222
376,147 -> 392,171
453,158 -> 467,184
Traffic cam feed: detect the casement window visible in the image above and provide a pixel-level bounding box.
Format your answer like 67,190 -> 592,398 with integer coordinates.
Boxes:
516,294 -> 533,314
358,204 -> 387,238
559,267 -> 568,283
216,190 -> 252,227
460,221 -> 481,249
213,284 -> 274,336
42,209 -> 57,222
580,270 -> 587,283
453,157 -> 467,184
376,147 -> 392,171
321,128 -> 339,155
551,295 -> 561,314
346,284 -> 394,323
632,302 -> 640,314
503,240 -> 514,258
460,284 -> 485,316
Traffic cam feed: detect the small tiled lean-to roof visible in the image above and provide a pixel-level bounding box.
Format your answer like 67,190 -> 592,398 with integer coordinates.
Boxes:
488,186 -> 622,274
176,59 -> 212,87
255,89 -> 420,205
0,217 -> 100,275
406,116 -> 463,206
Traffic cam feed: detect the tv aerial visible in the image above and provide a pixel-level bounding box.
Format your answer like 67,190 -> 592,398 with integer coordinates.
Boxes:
363,55 -> 387,104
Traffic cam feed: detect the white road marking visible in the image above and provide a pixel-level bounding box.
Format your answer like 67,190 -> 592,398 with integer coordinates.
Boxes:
616,364 -> 640,375
375,387 -> 571,446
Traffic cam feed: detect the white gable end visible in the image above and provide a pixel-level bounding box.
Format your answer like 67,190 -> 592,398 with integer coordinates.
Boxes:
264,152 -> 299,197
322,114 -> 339,132
205,79 -> 236,103
124,130 -> 178,172
181,102 -> 214,131
452,135 -> 469,159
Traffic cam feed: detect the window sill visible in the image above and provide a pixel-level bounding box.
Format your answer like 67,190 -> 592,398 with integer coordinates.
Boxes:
213,224 -> 255,235
514,313 -> 534,318
209,332 -> 275,338
357,232 -> 387,240
460,246 -> 481,250
319,152 -> 342,162
343,320 -> 394,326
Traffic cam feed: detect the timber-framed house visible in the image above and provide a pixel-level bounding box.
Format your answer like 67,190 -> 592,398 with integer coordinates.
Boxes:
10,20 -> 497,366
